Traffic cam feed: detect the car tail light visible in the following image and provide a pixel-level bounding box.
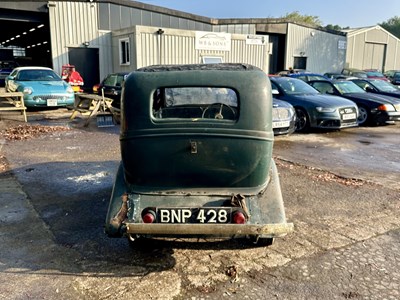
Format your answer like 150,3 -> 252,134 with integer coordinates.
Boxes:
142,210 -> 156,223
232,211 -> 246,224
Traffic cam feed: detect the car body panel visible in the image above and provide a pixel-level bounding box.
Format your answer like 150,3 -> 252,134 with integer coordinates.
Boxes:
308,79 -> 400,125
5,66 -> 75,108
105,63 -> 293,242
270,77 -> 358,131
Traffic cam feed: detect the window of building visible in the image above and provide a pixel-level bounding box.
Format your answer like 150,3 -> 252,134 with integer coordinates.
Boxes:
202,56 -> 224,64
293,57 -> 307,70
119,38 -> 130,65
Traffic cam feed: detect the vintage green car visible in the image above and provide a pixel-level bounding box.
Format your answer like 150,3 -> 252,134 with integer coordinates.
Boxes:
105,64 -> 293,246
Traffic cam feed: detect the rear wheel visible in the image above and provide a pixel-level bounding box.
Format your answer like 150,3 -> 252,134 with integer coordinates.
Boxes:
357,106 -> 370,126
295,108 -> 310,132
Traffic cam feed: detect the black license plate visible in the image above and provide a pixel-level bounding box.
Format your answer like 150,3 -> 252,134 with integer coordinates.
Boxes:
157,207 -> 231,224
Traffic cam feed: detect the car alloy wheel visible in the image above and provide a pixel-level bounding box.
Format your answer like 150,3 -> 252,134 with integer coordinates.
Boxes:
295,108 -> 309,132
357,106 -> 369,125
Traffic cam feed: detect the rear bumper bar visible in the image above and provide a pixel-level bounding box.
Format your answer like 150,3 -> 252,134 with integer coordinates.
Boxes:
126,222 -> 294,237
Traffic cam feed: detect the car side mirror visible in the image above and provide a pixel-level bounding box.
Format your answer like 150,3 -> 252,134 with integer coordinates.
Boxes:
6,75 -> 14,80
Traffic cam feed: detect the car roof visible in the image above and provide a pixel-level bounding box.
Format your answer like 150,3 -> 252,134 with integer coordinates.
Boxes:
13,66 -> 53,71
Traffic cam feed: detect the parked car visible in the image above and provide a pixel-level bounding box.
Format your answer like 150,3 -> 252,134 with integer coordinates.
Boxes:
94,72 -> 129,109
308,79 -> 400,126
270,77 -> 358,132
350,78 -> 400,98
324,72 -> 357,80
383,70 -> 400,85
284,72 -> 329,82
341,68 -> 368,79
272,98 -> 296,135
363,69 -> 390,82
5,66 -> 75,108
0,61 -> 19,87
276,69 -> 308,76
105,63 -> 293,246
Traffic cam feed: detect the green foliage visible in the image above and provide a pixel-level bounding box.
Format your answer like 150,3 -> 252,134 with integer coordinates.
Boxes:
324,24 -> 350,31
325,24 -> 343,31
380,16 -> 400,38
282,11 -> 322,27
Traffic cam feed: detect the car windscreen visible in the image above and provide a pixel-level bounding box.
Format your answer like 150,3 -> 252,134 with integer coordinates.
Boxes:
369,79 -> 399,92
274,78 -> 319,95
334,81 -> 365,94
152,87 -> 238,120
17,69 -> 61,81
103,74 -> 126,87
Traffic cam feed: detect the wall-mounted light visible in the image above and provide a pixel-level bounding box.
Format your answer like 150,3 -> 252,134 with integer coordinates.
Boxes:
300,51 -> 306,57
310,31 -> 315,37
156,28 -> 165,35
83,42 -> 90,47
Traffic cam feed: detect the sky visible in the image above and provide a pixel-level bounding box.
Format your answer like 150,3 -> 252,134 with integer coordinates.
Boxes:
138,0 -> 400,28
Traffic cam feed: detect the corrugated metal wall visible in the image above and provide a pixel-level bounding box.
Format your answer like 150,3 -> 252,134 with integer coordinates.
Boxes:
212,24 -> 256,35
48,1 -> 112,78
286,24 -> 346,73
112,25 -> 269,72
98,3 -> 212,32
345,26 -> 400,71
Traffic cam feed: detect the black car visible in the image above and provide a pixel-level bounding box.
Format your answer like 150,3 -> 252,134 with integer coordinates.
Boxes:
350,78 -> 400,98
308,80 -> 400,126
95,72 -> 129,108
0,61 -> 18,87
270,77 -> 358,132
383,70 -> 400,85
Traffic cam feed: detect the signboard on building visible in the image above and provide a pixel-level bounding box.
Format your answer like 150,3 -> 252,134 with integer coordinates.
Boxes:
195,32 -> 231,51
338,40 -> 347,50
246,34 -> 268,45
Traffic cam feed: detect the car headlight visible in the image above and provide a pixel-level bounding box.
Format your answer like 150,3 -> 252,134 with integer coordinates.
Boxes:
289,106 -> 296,117
23,87 -> 33,95
66,86 -> 74,93
376,104 -> 395,112
316,107 -> 336,113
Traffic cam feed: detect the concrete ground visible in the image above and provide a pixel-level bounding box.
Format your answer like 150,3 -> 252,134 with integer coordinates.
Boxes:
0,110 -> 399,299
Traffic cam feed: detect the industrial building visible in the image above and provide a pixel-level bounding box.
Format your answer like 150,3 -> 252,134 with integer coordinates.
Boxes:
1,0 -> 398,91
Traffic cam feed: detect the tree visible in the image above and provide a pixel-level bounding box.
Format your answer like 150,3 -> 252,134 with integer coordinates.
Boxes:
281,11 -> 323,27
380,16 -> 400,38
324,24 -> 350,31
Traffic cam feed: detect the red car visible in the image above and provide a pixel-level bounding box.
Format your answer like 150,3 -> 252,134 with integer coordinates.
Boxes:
364,69 -> 390,82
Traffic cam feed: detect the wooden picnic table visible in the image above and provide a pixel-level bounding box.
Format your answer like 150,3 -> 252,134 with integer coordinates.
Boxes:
0,88 -> 27,122
69,93 -> 119,127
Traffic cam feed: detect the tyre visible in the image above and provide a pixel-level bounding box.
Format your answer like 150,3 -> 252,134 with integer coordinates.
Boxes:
295,108 -> 310,132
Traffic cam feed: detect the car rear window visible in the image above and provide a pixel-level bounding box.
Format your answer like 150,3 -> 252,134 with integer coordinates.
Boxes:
152,87 -> 238,120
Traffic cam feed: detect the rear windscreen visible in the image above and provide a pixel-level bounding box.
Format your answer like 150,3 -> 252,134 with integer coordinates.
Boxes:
152,87 -> 238,120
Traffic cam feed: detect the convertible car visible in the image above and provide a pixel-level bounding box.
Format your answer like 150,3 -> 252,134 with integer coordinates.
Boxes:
5,66 -> 75,108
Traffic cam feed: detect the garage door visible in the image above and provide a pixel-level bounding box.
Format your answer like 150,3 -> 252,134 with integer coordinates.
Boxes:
363,43 -> 386,71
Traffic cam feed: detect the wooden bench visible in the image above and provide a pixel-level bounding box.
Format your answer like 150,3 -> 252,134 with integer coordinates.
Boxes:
0,88 -> 27,122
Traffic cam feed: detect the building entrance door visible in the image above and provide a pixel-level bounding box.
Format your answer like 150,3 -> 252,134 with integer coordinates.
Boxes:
68,48 -> 99,92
